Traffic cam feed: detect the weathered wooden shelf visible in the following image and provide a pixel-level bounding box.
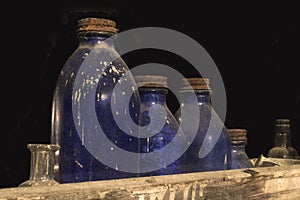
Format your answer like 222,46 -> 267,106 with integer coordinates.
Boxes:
1,164 -> 300,200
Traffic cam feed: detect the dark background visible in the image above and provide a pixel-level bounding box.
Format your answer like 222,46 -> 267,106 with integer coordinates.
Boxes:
1,1 -> 299,188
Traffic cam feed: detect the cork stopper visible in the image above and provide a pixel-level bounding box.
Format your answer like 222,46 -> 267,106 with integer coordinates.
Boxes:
227,129 -> 248,141
77,17 -> 117,34
180,78 -> 211,91
134,75 -> 168,88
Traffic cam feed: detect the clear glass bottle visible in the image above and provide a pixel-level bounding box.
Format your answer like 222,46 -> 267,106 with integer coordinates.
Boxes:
227,129 -> 254,169
174,78 -> 232,172
134,75 -> 188,176
267,118 -> 299,159
51,17 -> 140,183
19,144 -> 60,187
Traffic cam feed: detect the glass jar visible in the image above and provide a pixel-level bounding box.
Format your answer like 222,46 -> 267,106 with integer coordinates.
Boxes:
227,129 -> 254,169
174,78 -> 232,172
134,75 -> 188,176
19,144 -> 60,187
51,17 -> 140,183
267,118 -> 299,159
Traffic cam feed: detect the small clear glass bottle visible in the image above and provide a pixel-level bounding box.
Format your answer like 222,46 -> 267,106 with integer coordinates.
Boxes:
174,78 -> 232,172
227,129 -> 254,169
267,118 -> 299,159
134,75 -> 188,176
19,144 -> 60,187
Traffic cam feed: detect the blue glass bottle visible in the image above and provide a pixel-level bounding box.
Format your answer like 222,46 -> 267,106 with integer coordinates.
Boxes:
227,129 -> 254,169
134,75 -> 188,176
174,78 -> 232,172
51,17 -> 141,183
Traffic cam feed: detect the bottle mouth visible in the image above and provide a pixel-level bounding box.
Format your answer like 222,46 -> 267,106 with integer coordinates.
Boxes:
76,17 -> 118,34
179,89 -> 212,93
227,129 -> 248,141
275,118 -> 290,125
27,144 -> 60,151
180,78 -> 211,91
134,75 -> 168,89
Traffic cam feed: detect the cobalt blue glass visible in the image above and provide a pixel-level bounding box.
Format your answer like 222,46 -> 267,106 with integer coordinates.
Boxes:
51,17 -> 141,183
227,129 -> 254,169
134,75 -> 188,176
174,78 -> 232,172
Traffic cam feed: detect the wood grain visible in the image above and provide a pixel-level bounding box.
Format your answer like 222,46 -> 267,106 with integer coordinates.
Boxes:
1,164 -> 300,200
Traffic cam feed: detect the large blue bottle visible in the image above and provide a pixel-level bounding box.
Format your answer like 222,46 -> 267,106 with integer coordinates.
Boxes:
174,78 -> 232,172
51,17 -> 141,183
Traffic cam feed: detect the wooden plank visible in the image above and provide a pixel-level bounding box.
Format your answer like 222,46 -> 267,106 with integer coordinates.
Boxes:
0,164 -> 300,200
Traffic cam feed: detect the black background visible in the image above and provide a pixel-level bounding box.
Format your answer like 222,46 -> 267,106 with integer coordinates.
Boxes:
1,1 -> 299,188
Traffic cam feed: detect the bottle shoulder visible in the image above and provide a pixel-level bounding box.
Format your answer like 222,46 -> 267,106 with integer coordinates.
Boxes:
267,147 -> 290,158
287,146 -> 299,158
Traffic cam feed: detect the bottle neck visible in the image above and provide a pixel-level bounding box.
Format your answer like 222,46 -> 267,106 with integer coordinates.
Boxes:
274,124 -> 291,147
275,125 -> 292,146
77,31 -> 115,46
139,88 -> 168,105
179,90 -> 211,104
273,133 -> 288,147
231,141 -> 247,152
29,149 -> 56,181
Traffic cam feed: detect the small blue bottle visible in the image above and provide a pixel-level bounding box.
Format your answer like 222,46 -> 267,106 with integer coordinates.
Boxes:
174,78 -> 232,172
51,17 -> 141,183
134,75 -> 188,176
227,129 -> 254,169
